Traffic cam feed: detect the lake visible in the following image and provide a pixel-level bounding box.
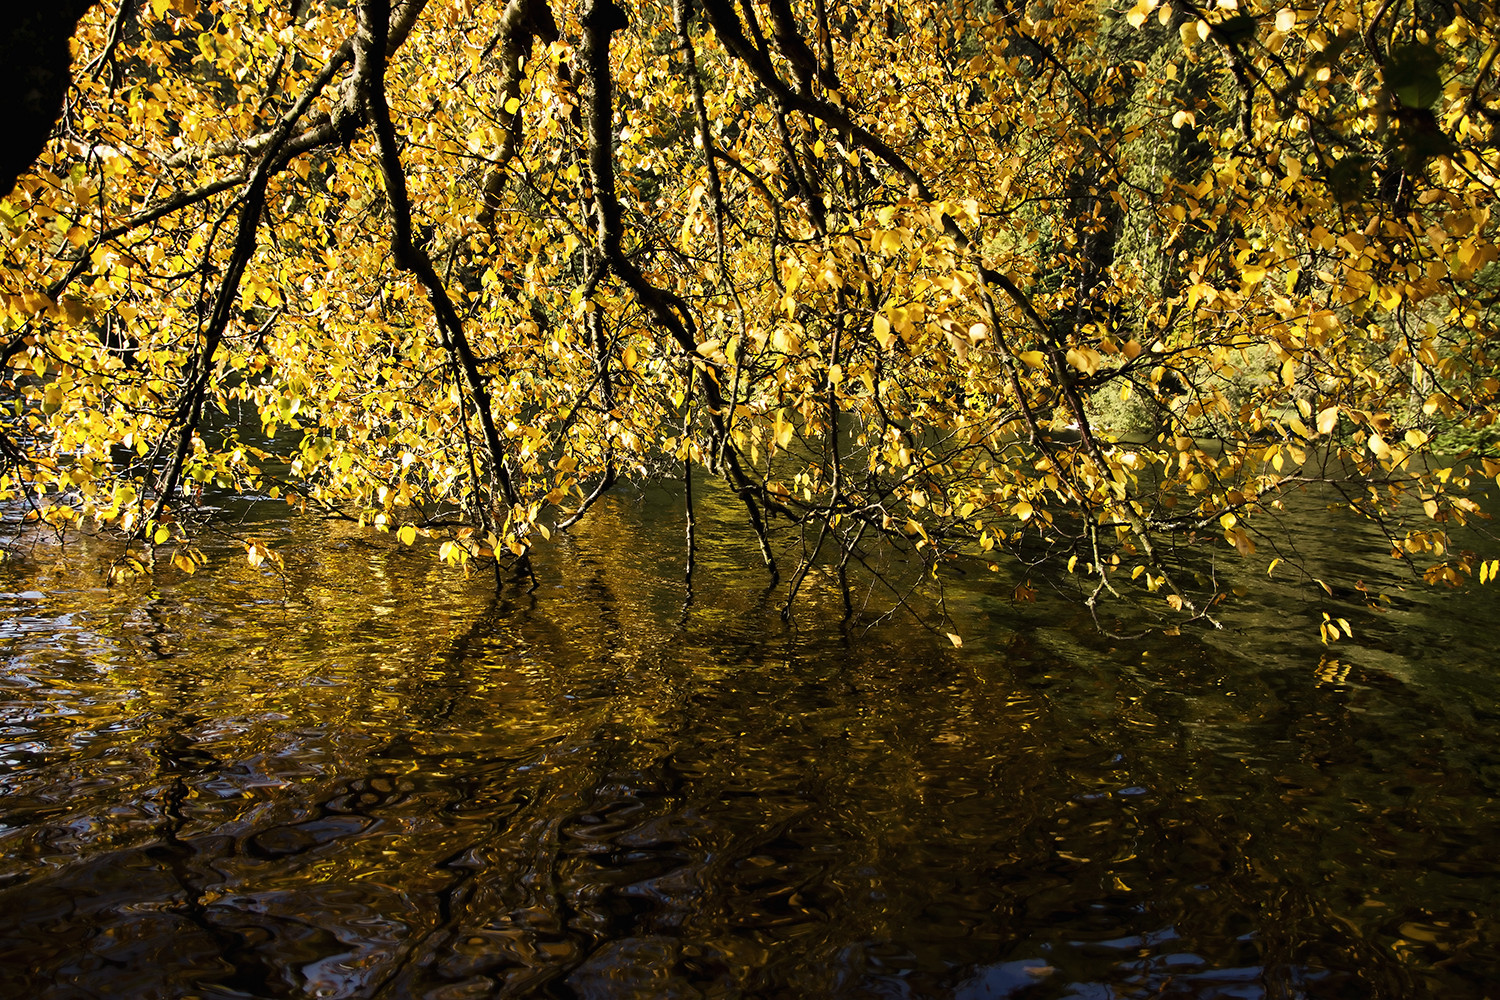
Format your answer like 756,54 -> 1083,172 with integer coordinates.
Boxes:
1,477 -> 1498,998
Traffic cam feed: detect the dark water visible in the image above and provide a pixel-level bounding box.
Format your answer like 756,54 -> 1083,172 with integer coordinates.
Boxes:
1,482 -> 1498,998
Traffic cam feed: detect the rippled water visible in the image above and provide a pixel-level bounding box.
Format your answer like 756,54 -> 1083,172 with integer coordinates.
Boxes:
0,481 -> 1498,998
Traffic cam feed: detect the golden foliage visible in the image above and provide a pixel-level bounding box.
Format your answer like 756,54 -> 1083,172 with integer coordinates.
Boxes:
1,0 -> 1497,624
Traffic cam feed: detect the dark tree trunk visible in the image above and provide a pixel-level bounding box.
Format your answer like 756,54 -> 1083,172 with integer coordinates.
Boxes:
1,3 -> 99,196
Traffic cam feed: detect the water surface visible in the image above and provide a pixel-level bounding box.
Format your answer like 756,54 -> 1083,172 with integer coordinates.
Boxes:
0,483 -> 1497,998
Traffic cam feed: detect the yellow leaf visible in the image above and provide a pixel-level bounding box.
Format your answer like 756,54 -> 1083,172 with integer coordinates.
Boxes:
879,229 -> 908,254
1275,7 -> 1296,32
504,96 -> 521,115
1066,347 -> 1101,375
1013,500 -> 1034,521
1126,0 -> 1154,27
1018,350 -> 1046,368
1316,406 -> 1339,435
873,314 -> 897,350
153,525 -> 169,545
1229,527 -> 1255,556
946,632 -> 963,648
773,410 -> 793,448
398,524 -> 417,545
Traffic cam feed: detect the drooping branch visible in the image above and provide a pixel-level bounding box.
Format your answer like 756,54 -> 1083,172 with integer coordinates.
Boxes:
698,0 -> 931,201
9,0 -> 433,378
580,0 -> 779,580
673,0 -> 727,267
82,0 -> 134,83
981,265 -> 1211,622
165,0 -> 430,168
352,0 -> 521,529
477,0 -> 562,230
762,0 -> 838,94
142,28 -> 359,526
696,0 -> 1220,618
140,0 -> 435,529
553,302 -> 618,531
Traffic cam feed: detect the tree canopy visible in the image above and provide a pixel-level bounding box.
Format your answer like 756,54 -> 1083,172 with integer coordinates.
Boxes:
2,0 -> 1498,633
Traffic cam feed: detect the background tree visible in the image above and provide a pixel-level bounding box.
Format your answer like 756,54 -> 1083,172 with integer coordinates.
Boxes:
1,0 -> 1497,634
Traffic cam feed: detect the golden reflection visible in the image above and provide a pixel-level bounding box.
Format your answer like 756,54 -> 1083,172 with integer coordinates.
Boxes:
0,484 -> 1496,997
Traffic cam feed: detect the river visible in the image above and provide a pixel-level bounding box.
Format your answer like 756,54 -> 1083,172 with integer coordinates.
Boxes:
0,477 -> 1497,998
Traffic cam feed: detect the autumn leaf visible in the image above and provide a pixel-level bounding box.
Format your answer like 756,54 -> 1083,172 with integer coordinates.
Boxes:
1125,0 -> 1155,28
2,0 -> 1489,639
1066,347 -> 1101,375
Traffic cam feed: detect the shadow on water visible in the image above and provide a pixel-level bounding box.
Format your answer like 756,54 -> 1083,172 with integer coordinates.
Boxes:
0,479 -> 1498,997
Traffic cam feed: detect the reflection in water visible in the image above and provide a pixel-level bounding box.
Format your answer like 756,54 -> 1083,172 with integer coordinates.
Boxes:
0,482 -> 1498,998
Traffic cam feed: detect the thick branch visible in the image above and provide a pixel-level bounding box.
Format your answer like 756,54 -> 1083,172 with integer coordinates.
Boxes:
355,0 -> 520,519
477,0 -> 561,230
699,0 -> 930,200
